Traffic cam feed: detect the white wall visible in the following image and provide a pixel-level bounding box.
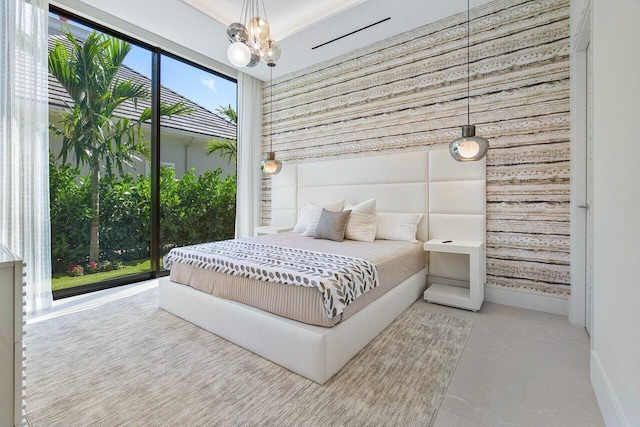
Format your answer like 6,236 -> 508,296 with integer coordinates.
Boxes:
186,139 -> 236,178
49,112 -> 235,179
158,133 -> 236,178
590,0 -> 640,425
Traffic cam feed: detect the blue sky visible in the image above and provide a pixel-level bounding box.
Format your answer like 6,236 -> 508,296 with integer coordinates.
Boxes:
50,12 -> 237,116
125,45 -> 237,115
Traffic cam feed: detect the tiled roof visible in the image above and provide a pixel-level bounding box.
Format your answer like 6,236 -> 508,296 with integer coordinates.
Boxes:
48,34 -> 236,140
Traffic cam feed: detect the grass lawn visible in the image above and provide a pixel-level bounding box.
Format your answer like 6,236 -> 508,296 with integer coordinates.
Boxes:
52,259 -> 151,292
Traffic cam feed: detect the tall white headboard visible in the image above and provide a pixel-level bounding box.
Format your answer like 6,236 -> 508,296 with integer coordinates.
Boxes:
270,151 -> 430,241
428,149 -> 486,282
269,148 -> 486,281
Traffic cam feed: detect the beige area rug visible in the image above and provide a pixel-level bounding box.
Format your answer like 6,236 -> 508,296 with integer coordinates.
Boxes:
26,285 -> 473,426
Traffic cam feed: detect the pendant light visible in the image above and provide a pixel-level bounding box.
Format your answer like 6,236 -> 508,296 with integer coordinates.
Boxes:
449,0 -> 489,162
226,0 -> 281,68
261,65 -> 282,175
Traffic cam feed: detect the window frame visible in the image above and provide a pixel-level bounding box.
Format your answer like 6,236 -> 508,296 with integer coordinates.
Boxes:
49,5 -> 237,299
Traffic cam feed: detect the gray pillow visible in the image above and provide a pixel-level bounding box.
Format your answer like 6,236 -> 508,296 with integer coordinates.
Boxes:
314,209 -> 352,242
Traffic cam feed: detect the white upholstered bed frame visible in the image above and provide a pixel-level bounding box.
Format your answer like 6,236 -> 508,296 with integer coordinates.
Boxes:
159,149 -> 485,384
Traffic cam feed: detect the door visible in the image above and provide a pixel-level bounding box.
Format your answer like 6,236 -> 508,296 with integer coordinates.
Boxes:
572,4 -> 592,332
585,41 -> 594,336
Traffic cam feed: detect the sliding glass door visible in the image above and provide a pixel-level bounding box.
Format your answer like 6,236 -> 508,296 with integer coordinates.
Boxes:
48,7 -> 237,297
159,56 -> 237,268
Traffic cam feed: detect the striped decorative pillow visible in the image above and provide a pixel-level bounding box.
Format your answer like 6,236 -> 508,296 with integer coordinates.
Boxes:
302,200 -> 345,236
292,205 -> 308,233
344,198 -> 377,242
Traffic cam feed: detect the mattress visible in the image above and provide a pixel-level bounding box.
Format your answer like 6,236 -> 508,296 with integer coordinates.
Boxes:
168,233 -> 426,327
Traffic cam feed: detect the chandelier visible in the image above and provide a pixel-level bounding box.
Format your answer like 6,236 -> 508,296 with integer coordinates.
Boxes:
226,0 -> 281,68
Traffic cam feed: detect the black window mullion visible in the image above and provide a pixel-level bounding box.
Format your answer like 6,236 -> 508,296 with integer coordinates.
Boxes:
150,50 -> 161,275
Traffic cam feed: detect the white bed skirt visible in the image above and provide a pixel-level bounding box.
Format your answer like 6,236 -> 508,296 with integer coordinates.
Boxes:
158,268 -> 427,384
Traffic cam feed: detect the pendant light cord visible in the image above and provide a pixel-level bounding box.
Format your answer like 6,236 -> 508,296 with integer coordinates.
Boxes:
241,0 -> 248,28
262,0 -> 268,24
467,0 -> 470,126
270,65 -> 273,153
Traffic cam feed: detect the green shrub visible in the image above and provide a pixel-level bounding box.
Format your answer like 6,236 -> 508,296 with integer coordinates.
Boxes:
160,166 -> 237,255
99,173 -> 151,262
49,159 -> 236,273
49,157 -> 91,272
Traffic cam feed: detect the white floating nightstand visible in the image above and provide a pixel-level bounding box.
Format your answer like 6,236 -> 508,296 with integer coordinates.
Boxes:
254,226 -> 293,237
423,239 -> 486,311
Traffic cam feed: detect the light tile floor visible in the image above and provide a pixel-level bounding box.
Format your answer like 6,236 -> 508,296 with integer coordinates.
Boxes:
414,300 -> 605,426
28,281 -> 604,426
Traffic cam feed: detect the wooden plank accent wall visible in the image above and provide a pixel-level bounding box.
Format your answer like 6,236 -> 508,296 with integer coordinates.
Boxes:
261,0 -> 571,296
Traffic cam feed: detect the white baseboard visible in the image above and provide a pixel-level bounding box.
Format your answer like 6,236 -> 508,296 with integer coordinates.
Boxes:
591,351 -> 630,427
484,284 -> 569,316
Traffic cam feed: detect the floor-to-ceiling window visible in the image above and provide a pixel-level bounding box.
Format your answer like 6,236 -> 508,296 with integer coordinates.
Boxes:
48,8 -> 237,297
159,56 -> 238,269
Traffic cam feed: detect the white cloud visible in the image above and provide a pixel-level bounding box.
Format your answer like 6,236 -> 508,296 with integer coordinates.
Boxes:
202,78 -> 217,93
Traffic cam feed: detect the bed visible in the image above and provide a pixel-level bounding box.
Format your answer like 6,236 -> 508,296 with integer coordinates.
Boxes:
164,233 -> 426,327
159,149 -> 486,384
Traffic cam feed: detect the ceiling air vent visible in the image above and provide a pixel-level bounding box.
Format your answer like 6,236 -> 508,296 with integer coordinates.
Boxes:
311,17 -> 391,50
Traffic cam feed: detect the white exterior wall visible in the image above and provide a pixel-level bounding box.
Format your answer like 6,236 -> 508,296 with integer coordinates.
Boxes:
590,0 -> 640,425
49,111 -> 235,179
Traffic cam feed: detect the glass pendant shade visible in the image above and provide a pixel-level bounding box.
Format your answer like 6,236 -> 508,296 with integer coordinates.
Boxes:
261,152 -> 282,175
262,40 -> 281,66
226,22 -> 248,43
246,46 -> 261,67
449,125 -> 489,162
248,17 -> 270,41
227,42 -> 251,67
248,37 -> 265,54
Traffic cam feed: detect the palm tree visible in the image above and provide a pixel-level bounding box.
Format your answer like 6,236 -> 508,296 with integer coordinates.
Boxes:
49,29 -> 192,263
205,104 -> 237,165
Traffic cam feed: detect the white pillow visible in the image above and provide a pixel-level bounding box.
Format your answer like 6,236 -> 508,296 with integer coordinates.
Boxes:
376,213 -> 423,243
344,199 -> 377,242
292,205 -> 308,233
302,200 -> 345,236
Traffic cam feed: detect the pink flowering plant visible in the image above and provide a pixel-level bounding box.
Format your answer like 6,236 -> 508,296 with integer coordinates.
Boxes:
85,261 -> 99,274
69,264 -> 84,277
65,259 -> 125,277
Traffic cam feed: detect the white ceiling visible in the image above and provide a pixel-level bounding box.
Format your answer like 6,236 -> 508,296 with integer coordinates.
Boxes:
56,0 -> 495,82
182,0 -> 370,41
182,0 -> 496,81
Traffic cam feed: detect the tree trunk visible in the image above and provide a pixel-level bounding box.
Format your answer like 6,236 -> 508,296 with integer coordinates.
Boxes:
89,158 -> 100,263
